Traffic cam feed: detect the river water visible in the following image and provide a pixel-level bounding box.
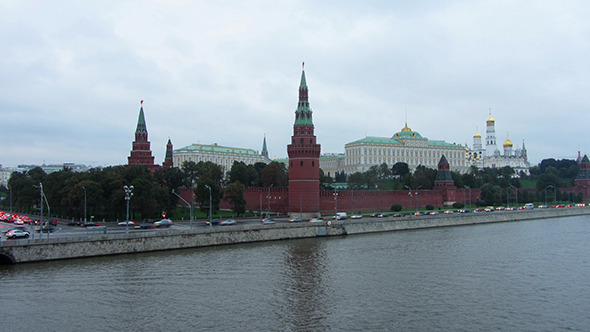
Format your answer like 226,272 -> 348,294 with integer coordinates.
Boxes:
2,215 -> 589,331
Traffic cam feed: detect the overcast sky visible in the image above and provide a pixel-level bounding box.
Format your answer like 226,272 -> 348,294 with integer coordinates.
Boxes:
1,0 -> 588,169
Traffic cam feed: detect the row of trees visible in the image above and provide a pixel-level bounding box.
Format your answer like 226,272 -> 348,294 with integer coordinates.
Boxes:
1,157 -> 582,218
0,161 -> 288,221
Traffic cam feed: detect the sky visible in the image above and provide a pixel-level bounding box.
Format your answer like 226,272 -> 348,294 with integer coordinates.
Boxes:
1,0 -> 589,169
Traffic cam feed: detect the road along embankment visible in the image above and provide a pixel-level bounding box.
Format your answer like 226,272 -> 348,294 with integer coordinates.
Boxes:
1,207 -> 588,264
341,207 -> 589,235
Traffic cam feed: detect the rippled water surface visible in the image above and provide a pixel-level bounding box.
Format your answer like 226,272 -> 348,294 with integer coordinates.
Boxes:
2,216 -> 589,331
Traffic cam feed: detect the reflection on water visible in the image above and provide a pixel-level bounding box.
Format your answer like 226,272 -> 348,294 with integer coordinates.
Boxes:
280,239 -> 328,330
1,216 -> 590,331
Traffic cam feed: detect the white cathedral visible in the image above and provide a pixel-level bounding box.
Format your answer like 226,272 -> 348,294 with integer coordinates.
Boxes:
466,111 -> 530,175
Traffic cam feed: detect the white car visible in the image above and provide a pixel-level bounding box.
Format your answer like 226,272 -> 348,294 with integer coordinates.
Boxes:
6,229 -> 31,239
154,219 -> 173,228
220,219 -> 236,226
350,215 -> 363,219
118,221 -> 135,226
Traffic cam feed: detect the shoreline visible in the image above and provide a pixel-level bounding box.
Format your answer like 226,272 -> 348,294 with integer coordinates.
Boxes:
1,207 -> 589,264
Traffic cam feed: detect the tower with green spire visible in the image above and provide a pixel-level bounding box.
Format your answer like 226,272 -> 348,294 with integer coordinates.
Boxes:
261,135 -> 268,159
287,63 -> 321,218
128,100 -> 155,168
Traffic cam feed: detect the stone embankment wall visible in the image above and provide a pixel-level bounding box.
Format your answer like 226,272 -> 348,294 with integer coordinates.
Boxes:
1,208 -> 588,264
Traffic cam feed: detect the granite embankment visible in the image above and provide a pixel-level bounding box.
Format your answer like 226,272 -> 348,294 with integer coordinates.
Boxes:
1,207 -> 588,264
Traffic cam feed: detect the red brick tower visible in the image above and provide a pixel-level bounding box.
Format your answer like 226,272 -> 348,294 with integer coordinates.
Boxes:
575,154 -> 590,200
163,138 -> 173,168
287,63 -> 321,218
128,100 -> 155,168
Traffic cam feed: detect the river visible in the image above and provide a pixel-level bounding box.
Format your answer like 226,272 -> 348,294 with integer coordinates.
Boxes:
1,215 -> 589,331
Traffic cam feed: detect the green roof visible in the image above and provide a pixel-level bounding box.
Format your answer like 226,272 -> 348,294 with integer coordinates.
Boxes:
175,143 -> 262,156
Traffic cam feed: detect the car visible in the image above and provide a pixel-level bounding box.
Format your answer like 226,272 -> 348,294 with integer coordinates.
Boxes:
67,221 -> 82,226
350,215 -> 363,219
261,218 -> 275,224
154,219 -> 173,228
289,218 -> 302,222
377,213 -> 389,218
309,218 -> 323,222
118,221 -> 135,226
6,229 -> 30,239
495,206 -> 505,211
138,223 -> 156,229
206,219 -> 221,225
392,213 -> 403,217
83,221 -> 100,227
444,210 -> 454,214
429,211 -> 439,215
220,219 -> 236,226
538,205 -> 548,209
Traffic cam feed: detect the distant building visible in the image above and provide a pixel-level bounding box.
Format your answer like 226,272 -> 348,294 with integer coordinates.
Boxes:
319,154 -> 345,178
173,141 -> 270,175
467,111 -> 530,175
342,122 -> 468,175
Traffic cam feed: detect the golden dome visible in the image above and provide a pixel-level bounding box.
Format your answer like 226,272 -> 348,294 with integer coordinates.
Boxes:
401,122 -> 412,132
473,132 -> 481,138
503,136 -> 513,148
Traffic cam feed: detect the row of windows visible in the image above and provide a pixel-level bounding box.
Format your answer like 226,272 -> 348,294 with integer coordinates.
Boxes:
346,147 -> 463,160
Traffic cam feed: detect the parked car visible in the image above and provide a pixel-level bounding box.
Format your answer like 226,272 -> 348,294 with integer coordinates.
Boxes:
154,219 -> 173,228
220,219 -> 236,226
6,229 -> 30,239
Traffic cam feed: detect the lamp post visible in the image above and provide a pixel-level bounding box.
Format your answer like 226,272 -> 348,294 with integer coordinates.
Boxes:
124,185 -> 134,233
544,185 -> 555,206
82,186 -> 87,223
333,191 -> 338,219
266,184 -> 273,218
464,185 -> 471,208
509,185 -> 518,208
7,184 -> 12,213
205,184 -> 212,226
172,189 -> 193,228
405,185 -> 412,215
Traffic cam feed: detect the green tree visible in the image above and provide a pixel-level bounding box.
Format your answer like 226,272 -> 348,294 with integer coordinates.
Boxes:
480,183 -> 502,205
260,162 -> 288,187
224,181 -> 246,215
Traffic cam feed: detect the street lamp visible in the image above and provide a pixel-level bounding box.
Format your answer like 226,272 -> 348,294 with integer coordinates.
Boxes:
124,185 -> 134,233
267,184 -> 273,218
205,184 -> 212,226
172,189 -> 193,228
405,185 -> 412,215
333,191 -> 338,219
464,186 -> 471,208
509,185 -> 518,208
544,185 -> 555,206
7,184 -> 12,213
82,186 -> 87,223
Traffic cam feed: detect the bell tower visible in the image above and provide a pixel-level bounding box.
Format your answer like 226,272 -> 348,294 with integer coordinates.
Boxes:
287,63 -> 321,219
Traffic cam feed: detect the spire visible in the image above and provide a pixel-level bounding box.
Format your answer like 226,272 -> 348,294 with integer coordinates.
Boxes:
262,135 -> 268,158
136,100 -> 147,135
294,62 -> 313,126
